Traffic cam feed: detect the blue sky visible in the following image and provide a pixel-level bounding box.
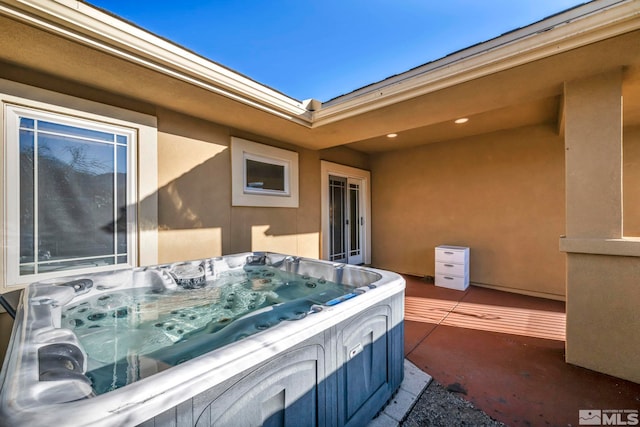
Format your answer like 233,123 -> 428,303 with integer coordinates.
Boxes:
88,0 -> 587,101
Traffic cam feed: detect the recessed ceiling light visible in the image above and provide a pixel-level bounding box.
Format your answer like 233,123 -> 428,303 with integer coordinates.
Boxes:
387,133 -> 398,138
454,118 -> 469,124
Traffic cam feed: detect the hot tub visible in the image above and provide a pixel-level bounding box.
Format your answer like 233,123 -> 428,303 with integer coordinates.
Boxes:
0,252 -> 405,426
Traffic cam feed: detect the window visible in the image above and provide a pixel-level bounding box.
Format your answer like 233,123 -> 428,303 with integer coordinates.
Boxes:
5,104 -> 137,285
245,155 -> 287,195
231,137 -> 298,207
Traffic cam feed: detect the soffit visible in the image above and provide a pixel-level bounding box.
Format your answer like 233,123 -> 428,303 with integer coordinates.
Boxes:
345,97 -> 561,153
315,30 -> 640,152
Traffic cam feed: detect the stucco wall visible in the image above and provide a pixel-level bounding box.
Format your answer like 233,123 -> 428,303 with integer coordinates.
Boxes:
562,70 -> 640,384
624,125 -> 640,237
156,109 -> 370,264
566,253 -> 640,383
370,124 -> 566,298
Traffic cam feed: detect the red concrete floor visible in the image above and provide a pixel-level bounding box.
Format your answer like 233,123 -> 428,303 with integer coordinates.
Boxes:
402,274 -> 640,427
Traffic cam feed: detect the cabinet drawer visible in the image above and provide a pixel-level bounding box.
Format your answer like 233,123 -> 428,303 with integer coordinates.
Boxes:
435,247 -> 467,264
435,273 -> 469,291
435,261 -> 466,277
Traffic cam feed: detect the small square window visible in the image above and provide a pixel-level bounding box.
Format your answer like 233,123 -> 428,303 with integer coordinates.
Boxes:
231,137 -> 298,208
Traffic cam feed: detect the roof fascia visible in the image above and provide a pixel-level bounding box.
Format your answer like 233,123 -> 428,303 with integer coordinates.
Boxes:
313,0 -> 640,127
0,0 -> 314,126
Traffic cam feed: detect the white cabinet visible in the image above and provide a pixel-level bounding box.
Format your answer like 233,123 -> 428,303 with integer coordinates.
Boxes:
435,245 -> 469,290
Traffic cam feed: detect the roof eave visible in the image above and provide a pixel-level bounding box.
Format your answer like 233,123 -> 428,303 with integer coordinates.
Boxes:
313,0 -> 640,127
1,0 -> 638,131
0,0 -> 314,125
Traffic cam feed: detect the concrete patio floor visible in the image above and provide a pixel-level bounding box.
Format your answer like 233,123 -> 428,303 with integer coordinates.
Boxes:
393,274 -> 640,426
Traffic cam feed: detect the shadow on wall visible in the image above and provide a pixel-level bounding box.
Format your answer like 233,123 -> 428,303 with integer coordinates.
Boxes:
110,147 -> 320,263
156,150 -> 230,231
102,108 -> 370,264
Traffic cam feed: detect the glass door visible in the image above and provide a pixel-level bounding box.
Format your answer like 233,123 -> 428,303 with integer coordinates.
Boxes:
329,175 -> 364,264
347,178 -> 363,264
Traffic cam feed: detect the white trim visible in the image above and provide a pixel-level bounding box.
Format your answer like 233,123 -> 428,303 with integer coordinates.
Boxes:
136,122 -> 158,267
320,161 -> 371,264
231,137 -> 299,208
1,78 -> 158,290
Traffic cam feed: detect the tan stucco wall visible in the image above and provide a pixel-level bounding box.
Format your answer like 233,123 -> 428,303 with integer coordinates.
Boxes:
156,110 -> 231,261
156,109 -> 370,263
624,126 -> 640,237
370,124 -> 566,298
566,254 -> 640,383
563,70 -> 640,384
565,70 -> 623,239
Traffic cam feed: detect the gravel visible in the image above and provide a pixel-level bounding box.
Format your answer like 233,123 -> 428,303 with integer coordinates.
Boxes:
401,380 -> 507,427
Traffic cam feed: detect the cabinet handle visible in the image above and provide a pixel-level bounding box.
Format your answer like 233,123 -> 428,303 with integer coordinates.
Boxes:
444,251 -> 454,255
444,264 -> 454,267
444,276 -> 454,280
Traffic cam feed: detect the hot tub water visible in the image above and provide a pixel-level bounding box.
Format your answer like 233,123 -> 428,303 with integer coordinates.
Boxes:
64,265 -> 357,394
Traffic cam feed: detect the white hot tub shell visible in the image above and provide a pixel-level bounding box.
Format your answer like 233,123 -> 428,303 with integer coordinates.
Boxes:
0,252 -> 405,427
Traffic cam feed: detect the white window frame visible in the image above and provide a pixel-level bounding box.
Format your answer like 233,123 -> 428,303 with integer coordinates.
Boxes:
5,105 -> 137,286
243,152 -> 290,197
1,79 -> 158,290
231,137 -> 298,208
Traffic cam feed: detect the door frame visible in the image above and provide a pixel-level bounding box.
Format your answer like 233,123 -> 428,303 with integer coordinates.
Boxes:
320,161 -> 371,264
